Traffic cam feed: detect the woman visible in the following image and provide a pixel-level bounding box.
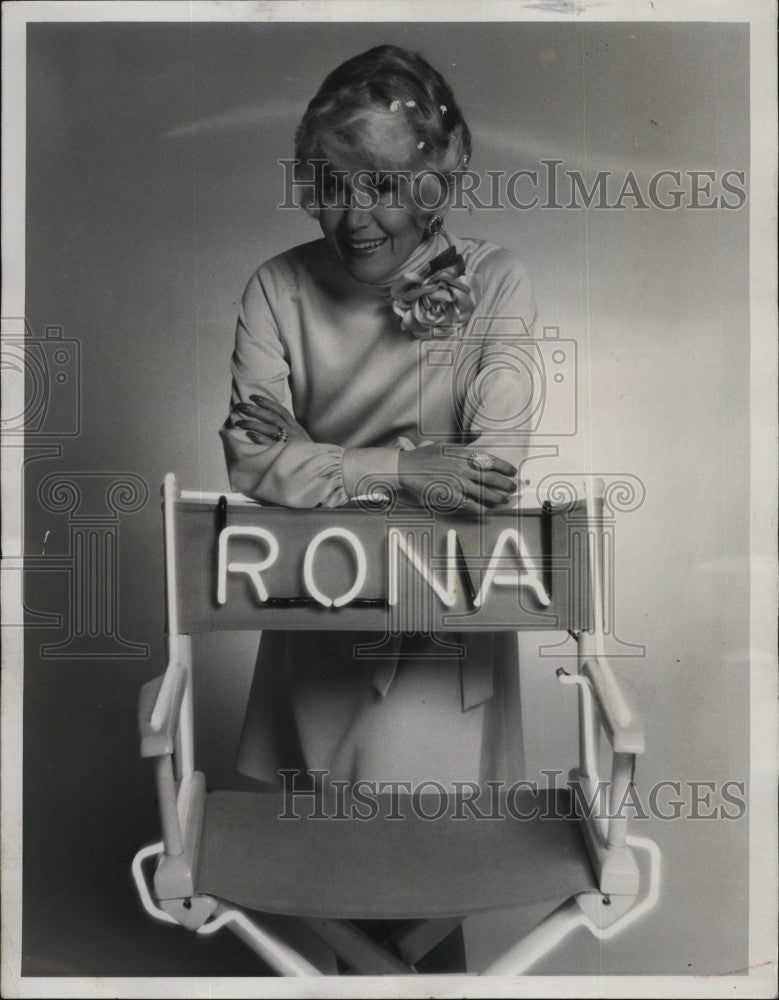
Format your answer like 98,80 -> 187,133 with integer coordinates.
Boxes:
220,45 -> 536,792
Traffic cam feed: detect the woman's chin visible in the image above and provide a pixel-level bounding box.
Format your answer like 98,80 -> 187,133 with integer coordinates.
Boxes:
338,253 -> 394,284
328,234 -> 408,284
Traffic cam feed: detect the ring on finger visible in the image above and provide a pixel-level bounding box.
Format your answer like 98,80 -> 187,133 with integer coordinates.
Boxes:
276,427 -> 289,443
467,450 -> 496,473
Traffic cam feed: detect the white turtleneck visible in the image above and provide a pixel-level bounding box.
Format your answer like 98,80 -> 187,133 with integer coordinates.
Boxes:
220,232 -> 536,507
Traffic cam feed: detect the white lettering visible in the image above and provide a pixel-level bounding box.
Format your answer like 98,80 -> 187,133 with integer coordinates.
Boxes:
388,528 -> 458,607
303,528 -> 367,608
217,526 -> 279,604
473,528 -> 550,608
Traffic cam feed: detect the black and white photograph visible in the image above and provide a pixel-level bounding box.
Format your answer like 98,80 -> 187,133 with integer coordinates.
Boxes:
1,1 -> 776,996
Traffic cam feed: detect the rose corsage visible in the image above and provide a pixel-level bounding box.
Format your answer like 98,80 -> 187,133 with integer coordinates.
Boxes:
390,235 -> 481,339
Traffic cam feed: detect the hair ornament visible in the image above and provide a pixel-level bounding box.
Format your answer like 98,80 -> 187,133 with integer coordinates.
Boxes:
295,46 -> 472,218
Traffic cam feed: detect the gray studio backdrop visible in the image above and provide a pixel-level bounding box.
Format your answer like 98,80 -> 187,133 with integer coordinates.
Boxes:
22,20 -> 748,977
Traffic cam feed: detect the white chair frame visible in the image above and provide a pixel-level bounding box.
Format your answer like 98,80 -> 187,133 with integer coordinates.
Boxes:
132,473 -> 660,976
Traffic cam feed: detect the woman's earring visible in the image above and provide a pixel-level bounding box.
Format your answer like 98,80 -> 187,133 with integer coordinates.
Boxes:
424,214 -> 444,239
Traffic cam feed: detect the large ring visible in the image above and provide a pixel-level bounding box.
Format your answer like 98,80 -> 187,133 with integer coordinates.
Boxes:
467,451 -> 496,472
276,427 -> 289,443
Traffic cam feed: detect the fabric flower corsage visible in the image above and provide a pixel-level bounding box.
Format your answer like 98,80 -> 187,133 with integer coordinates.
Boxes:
390,238 -> 481,339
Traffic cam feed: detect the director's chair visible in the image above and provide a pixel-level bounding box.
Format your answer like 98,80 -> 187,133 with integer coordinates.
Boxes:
132,473 -> 660,975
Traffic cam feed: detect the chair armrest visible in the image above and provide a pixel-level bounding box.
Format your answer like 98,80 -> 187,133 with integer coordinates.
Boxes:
581,657 -> 645,755
138,662 -> 187,758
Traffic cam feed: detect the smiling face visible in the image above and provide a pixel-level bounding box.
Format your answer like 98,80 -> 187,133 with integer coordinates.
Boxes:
317,169 -> 428,284
295,48 -> 471,282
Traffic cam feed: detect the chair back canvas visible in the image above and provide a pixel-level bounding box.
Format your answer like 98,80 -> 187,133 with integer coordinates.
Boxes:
166,478 -> 599,637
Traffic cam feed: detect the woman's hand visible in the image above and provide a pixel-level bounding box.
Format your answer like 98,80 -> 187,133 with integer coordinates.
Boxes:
233,395 -> 312,445
397,444 -> 517,513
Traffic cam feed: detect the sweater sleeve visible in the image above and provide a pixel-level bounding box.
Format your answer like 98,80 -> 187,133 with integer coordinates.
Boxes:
219,269 -> 400,507
460,251 -> 538,474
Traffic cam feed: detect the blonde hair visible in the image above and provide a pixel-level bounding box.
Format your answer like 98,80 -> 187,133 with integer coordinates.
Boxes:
294,45 -> 471,210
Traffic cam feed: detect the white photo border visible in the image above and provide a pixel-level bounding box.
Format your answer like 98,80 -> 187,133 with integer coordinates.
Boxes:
2,1 -> 776,997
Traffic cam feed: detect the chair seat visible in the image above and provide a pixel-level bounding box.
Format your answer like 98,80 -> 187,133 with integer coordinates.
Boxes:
194,788 -> 597,919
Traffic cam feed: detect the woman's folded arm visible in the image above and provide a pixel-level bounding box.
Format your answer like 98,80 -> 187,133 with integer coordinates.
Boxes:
461,252 -> 538,478
221,418 -> 402,508
220,270 -> 401,507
